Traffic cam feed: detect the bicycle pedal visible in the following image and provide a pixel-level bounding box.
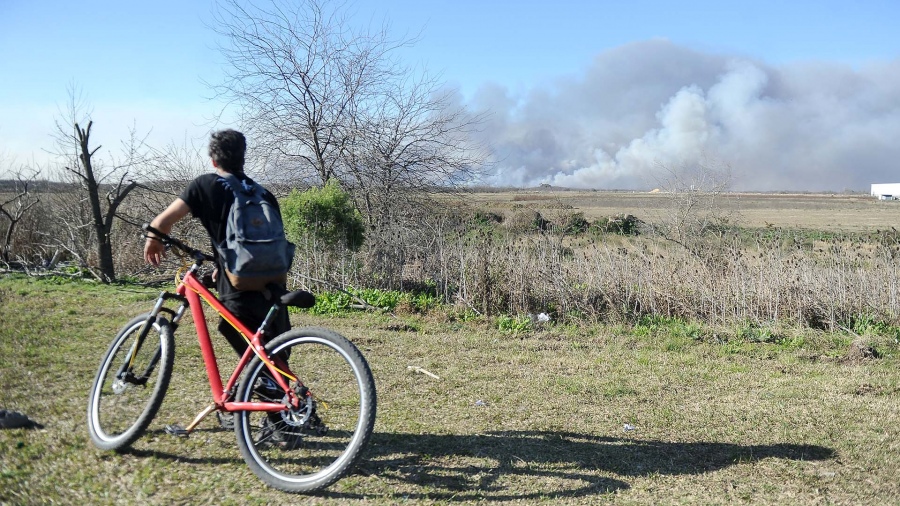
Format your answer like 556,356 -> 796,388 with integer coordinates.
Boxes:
165,424 -> 190,437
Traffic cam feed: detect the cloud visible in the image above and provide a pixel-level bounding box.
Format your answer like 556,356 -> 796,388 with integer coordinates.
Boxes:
471,39 -> 900,191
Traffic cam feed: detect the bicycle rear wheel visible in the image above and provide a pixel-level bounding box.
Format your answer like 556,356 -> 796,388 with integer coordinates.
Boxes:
87,313 -> 175,451
234,327 -> 376,493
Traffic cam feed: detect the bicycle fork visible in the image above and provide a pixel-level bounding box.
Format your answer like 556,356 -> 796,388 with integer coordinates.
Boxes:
114,292 -> 186,389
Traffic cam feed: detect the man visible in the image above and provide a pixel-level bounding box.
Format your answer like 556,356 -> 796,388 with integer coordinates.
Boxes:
144,129 -> 290,356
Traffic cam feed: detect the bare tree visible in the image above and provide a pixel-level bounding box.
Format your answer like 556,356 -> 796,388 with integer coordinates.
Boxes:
647,158 -> 738,258
211,0 -> 486,215
0,160 -> 41,263
130,139 -> 213,250
211,0 -> 405,184
50,87 -> 155,282
128,138 -> 209,220
344,76 -> 487,229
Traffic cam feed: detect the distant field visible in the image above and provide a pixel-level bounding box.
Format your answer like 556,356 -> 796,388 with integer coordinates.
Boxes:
6,188 -> 898,233
466,191 -> 900,232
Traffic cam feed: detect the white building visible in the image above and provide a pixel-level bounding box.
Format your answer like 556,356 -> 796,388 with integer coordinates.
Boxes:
871,183 -> 900,200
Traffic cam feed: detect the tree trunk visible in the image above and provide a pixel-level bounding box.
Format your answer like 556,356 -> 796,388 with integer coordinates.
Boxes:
76,121 -> 116,282
1,222 -> 13,262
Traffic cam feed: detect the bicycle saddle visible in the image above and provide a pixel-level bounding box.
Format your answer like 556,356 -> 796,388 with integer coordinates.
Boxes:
265,283 -> 316,308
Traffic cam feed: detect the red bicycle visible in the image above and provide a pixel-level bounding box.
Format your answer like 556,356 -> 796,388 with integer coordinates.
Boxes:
86,225 -> 376,493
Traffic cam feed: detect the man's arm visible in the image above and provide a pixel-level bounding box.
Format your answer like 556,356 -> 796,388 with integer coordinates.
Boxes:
144,198 -> 191,266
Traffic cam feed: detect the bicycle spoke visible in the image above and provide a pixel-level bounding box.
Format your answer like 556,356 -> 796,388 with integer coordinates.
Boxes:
234,328 -> 376,493
87,314 -> 174,451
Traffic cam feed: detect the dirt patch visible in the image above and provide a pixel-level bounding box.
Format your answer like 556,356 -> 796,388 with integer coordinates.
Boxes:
843,339 -> 881,364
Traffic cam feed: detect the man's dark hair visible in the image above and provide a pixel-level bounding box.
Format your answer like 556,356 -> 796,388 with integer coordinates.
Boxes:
208,129 -> 246,174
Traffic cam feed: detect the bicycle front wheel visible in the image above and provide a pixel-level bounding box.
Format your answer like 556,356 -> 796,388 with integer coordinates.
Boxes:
234,327 -> 376,493
87,313 -> 175,451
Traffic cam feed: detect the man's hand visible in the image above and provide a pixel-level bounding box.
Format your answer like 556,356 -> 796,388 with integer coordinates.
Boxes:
144,236 -> 166,266
143,198 -> 191,267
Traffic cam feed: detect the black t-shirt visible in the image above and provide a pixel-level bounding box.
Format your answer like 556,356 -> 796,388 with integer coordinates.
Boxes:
179,172 -> 282,298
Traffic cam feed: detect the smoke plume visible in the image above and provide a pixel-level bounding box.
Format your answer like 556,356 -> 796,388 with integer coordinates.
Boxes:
470,39 -> 900,191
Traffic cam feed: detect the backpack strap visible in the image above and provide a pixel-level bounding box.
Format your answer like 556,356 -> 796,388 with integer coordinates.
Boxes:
218,173 -> 256,197
217,173 -> 257,224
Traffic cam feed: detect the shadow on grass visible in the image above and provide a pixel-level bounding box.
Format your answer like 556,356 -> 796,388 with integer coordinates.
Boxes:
344,431 -> 835,501
121,430 -> 835,501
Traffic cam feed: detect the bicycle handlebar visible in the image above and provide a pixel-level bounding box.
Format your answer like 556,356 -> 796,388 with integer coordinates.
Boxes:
143,223 -> 215,263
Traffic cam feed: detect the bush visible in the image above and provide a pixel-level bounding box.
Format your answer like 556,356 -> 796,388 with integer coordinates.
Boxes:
497,314 -> 533,334
281,181 -> 365,251
300,287 -> 442,315
593,214 -> 640,235
562,212 -> 590,235
471,210 -> 504,227
507,210 -> 551,233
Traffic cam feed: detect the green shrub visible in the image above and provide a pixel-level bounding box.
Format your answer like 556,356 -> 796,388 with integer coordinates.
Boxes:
593,214 -> 640,235
358,288 -> 402,309
450,308 -> 482,323
736,322 -> 783,344
304,291 -> 355,314
304,288 -> 398,315
633,315 -> 701,339
299,287 -> 442,316
843,313 -> 897,336
562,212 -> 590,235
281,181 -> 365,251
471,210 -> 504,227
408,291 -> 441,312
497,314 -> 533,334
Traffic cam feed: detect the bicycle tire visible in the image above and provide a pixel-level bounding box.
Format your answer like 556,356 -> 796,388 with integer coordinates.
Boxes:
87,313 -> 175,451
234,327 -> 376,493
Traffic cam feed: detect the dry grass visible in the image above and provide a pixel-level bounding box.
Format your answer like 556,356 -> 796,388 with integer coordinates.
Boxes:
399,190 -> 900,329
7,188 -> 900,329
463,190 -> 900,231
1,276 -> 899,504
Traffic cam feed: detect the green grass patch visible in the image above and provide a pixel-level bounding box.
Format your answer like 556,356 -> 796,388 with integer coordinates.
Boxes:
1,275 -> 900,504
298,286 -> 441,315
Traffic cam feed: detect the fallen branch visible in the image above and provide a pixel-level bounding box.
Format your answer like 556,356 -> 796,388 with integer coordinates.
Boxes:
407,366 -> 440,380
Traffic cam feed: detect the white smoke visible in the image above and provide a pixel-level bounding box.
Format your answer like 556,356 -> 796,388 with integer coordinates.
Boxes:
472,39 -> 900,191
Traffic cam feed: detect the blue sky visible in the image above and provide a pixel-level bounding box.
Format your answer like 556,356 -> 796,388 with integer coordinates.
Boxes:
381,0 -> 899,90
2,0 -> 899,190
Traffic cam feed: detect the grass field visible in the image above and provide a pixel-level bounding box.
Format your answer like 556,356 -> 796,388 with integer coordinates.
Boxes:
1,275 -> 899,505
467,190 -> 900,232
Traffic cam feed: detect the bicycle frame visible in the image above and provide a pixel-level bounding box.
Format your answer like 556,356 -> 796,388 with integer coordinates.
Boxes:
146,262 -> 301,434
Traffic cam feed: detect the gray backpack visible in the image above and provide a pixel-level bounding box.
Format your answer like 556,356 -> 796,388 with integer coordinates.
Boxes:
215,175 -> 295,291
